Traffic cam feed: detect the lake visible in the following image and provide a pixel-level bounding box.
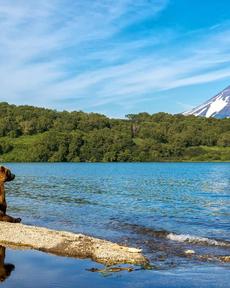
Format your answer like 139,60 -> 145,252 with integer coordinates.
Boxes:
1,163 -> 230,287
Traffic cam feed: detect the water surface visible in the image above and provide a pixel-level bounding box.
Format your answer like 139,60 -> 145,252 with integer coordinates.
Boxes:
2,163 -> 230,287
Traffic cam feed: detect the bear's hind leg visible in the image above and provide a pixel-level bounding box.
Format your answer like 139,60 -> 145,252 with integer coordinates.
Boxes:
0,213 -> 21,223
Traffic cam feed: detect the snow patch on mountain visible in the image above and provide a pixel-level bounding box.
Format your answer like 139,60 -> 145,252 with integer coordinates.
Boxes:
184,85 -> 230,118
205,95 -> 229,117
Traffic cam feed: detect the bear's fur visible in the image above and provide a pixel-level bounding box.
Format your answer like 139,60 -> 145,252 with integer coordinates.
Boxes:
0,166 -> 21,223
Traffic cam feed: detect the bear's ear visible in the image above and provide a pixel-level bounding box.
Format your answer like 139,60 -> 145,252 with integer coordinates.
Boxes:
0,166 -> 5,173
0,167 -> 5,182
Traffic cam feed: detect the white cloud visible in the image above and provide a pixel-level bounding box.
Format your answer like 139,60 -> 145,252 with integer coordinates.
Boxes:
0,0 -> 168,104
0,0 -> 230,115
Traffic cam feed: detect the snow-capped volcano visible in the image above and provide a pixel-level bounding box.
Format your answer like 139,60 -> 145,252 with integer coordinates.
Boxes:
184,86 -> 230,118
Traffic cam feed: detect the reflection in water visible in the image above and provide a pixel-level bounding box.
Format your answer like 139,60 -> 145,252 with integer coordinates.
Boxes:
0,246 -> 15,283
0,163 -> 229,288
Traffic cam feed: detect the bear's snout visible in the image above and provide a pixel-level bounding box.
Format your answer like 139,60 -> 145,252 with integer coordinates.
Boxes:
6,173 -> 15,182
10,174 -> 15,181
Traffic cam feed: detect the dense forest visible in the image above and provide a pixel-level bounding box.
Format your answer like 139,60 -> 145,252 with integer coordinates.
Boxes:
0,102 -> 230,162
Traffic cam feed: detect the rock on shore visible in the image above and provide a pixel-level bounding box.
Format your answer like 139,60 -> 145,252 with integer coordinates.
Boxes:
0,222 -> 148,265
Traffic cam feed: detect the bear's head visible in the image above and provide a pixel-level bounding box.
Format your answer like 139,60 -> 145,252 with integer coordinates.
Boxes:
0,166 -> 15,183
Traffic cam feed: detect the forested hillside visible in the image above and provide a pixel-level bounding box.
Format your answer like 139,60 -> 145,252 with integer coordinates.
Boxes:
0,102 -> 230,162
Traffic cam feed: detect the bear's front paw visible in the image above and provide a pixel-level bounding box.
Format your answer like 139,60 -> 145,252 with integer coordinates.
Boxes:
14,218 -> 21,223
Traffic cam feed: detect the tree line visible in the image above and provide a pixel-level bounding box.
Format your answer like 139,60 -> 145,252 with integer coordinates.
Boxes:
0,102 -> 230,162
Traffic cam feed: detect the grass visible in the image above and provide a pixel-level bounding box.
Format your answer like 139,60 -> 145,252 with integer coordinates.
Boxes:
1,133 -> 45,162
1,134 -> 230,162
188,146 -> 230,161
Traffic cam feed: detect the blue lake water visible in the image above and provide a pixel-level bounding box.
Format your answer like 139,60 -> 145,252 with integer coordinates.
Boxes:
1,163 -> 230,287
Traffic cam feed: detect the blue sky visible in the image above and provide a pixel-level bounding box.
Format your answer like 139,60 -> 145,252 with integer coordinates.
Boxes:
0,0 -> 230,117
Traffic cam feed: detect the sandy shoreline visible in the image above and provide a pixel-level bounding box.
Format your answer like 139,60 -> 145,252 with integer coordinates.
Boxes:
0,222 -> 148,266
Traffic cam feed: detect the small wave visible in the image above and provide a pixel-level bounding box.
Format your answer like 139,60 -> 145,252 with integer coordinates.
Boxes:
110,221 -> 230,248
166,233 -> 230,247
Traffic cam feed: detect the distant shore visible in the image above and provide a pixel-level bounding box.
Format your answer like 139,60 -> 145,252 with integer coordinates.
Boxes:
1,102 -> 229,163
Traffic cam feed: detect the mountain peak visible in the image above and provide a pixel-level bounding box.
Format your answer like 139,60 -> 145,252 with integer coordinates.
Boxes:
184,85 -> 230,118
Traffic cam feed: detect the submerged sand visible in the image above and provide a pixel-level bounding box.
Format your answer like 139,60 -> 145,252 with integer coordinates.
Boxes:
0,222 -> 148,265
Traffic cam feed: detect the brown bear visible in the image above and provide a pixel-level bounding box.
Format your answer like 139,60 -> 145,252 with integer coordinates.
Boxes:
0,166 -> 21,223
0,246 -> 15,282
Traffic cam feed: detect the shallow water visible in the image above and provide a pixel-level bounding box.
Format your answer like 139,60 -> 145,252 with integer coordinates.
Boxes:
1,163 -> 230,287
0,247 -> 229,288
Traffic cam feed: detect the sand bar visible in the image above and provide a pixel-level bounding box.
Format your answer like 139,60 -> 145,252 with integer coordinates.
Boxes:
0,222 -> 148,265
